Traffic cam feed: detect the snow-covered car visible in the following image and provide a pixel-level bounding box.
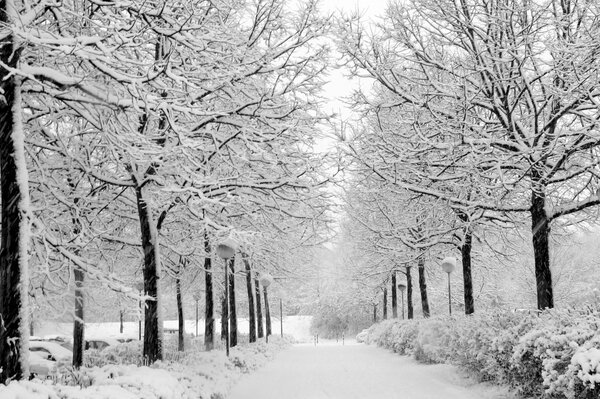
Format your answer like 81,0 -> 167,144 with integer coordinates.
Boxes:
116,337 -> 136,343
42,335 -> 73,350
85,338 -> 121,351
29,341 -> 73,363
356,329 -> 369,343
29,350 -> 55,379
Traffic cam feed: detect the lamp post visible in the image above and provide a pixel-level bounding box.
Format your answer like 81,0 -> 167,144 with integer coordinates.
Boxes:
279,298 -> 283,338
397,282 -> 406,320
135,282 -> 144,341
217,238 -> 237,356
259,273 -> 273,343
193,293 -> 200,337
441,257 -> 456,315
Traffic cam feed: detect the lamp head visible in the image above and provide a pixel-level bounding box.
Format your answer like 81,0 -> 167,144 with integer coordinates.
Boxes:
441,257 -> 456,274
216,237 -> 238,259
397,282 -> 406,292
259,273 -> 274,288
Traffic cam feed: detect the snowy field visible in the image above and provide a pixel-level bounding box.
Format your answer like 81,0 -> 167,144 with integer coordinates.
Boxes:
228,342 -> 516,399
37,315 -> 314,342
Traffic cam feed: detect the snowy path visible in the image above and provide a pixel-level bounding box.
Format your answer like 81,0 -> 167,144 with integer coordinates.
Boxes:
228,341 -> 515,399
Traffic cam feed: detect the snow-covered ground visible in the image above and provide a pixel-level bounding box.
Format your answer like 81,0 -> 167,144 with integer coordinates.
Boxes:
37,315 -> 313,342
1,337 -> 293,399
228,341 -> 516,399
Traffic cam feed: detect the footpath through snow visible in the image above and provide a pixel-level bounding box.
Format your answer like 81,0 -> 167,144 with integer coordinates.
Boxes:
228,341 -> 516,399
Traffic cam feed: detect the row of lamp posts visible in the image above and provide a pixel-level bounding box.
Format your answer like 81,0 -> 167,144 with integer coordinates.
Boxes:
376,256 -> 457,322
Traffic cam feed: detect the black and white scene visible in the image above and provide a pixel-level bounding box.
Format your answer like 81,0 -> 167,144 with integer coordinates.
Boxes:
1,0 -> 600,398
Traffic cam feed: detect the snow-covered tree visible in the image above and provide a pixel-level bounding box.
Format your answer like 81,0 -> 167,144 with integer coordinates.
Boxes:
338,0 -> 600,310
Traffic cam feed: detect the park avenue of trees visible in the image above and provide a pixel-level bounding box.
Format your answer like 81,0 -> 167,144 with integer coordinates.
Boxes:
2,0 -> 600,387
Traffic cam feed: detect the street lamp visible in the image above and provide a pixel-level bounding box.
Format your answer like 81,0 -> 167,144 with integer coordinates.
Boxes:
192,293 -> 200,337
397,282 -> 406,320
441,257 -> 456,315
135,282 -> 144,341
259,273 -> 273,343
279,298 -> 283,338
217,238 -> 237,356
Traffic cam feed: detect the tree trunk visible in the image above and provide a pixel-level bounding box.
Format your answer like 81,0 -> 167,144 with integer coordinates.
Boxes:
220,294 -> 227,343
228,258 -> 237,347
372,304 -> 377,323
382,287 -> 388,319
243,256 -> 256,343
462,228 -> 475,314
531,185 -> 553,309
0,23 -> 29,380
406,266 -> 414,319
72,268 -> 85,368
70,195 -> 84,369
204,232 -> 214,350
255,279 -> 264,338
134,185 -> 162,364
120,311 -> 124,334
391,272 -> 397,318
176,268 -> 184,352
418,256 -> 430,317
264,287 -> 272,337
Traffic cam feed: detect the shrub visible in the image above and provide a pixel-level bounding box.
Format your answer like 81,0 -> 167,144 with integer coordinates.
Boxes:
363,307 -> 600,399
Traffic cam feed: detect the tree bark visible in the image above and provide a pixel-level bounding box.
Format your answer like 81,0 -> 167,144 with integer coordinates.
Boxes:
372,304 -> 377,323
406,266 -> 414,319
418,256 -> 430,318
382,287 -> 388,319
228,258 -> 237,347
243,256 -> 256,343
72,268 -> 85,368
255,279 -> 264,338
120,311 -> 124,334
0,18 -> 29,380
70,194 -> 84,369
176,263 -> 184,352
204,233 -> 214,350
134,185 -> 162,364
531,182 -> 553,309
462,228 -> 475,314
220,294 -> 227,343
264,287 -> 272,337
391,272 -> 397,318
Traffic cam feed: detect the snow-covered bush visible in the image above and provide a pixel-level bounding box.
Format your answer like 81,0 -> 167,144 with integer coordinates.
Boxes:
83,342 -> 143,368
511,309 -> 600,398
566,338 -> 600,399
363,307 -> 600,399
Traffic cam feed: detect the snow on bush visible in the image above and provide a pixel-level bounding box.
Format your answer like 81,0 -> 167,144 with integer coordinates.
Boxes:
83,342 -> 143,369
0,336 -> 292,399
364,307 -> 600,399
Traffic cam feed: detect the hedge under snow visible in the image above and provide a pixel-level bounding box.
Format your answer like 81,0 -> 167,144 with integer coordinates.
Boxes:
364,308 -> 600,399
